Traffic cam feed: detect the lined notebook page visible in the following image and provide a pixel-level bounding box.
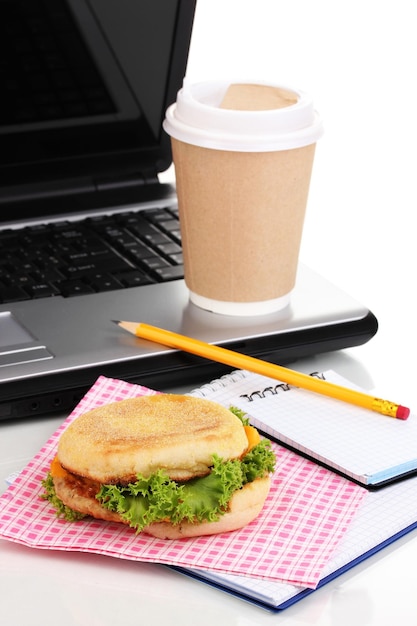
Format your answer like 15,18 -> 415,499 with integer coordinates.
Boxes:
190,370 -> 417,486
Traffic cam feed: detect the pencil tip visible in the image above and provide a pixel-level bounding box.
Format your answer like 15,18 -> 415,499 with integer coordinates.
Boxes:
113,320 -> 139,336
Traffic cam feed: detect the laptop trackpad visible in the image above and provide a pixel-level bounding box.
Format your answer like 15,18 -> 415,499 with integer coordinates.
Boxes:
0,312 -> 53,366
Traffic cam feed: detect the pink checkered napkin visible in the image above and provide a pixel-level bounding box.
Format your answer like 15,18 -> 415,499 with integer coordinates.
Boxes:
0,376 -> 366,588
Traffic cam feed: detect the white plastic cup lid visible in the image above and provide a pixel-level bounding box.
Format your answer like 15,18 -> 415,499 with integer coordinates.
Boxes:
163,79 -> 323,152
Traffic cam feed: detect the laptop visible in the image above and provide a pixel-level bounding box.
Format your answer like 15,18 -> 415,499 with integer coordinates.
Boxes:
0,0 -> 377,421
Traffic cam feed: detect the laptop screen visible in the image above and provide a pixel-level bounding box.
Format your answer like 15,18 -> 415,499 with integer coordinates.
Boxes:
0,0 -> 196,215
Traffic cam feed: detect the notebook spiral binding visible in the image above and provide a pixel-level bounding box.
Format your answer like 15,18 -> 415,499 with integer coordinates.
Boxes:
240,383 -> 291,402
189,370 -> 327,401
189,370 -> 248,398
240,371 -> 327,402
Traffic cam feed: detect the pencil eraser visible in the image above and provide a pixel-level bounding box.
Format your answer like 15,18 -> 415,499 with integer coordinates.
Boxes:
396,405 -> 410,420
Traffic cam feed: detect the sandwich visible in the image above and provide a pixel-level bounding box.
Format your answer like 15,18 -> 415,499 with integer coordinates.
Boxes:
42,394 -> 276,539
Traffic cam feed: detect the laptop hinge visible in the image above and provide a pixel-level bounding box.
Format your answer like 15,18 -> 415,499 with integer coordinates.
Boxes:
0,178 -> 95,205
94,171 -> 159,191
0,171 -> 159,205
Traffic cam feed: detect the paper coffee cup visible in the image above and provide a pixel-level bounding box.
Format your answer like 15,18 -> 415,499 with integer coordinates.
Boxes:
163,80 -> 323,316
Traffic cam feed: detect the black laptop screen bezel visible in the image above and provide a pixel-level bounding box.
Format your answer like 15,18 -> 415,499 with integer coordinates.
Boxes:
0,0 -> 196,215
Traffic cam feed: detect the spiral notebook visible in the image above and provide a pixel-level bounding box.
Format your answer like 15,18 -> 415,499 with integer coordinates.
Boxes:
190,370 -> 417,488
176,370 -> 417,611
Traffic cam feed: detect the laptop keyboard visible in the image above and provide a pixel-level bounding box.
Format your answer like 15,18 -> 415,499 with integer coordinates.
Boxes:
0,207 -> 185,302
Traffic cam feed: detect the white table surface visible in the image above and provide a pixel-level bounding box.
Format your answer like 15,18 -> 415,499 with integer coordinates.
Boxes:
2,1 -> 417,624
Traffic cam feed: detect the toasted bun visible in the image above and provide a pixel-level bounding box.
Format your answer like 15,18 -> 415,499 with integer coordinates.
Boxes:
57,394 -> 249,483
53,473 -> 271,538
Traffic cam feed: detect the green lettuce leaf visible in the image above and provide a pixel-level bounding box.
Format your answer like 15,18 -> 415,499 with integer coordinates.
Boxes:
96,455 -> 245,531
96,440 -> 275,532
241,439 -> 276,483
228,406 -> 250,425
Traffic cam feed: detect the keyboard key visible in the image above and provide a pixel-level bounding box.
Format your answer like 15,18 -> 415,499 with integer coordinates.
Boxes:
140,256 -> 171,272
169,253 -> 184,265
153,265 -> 185,281
25,283 -> 60,298
114,270 -> 154,287
84,273 -> 124,292
124,244 -> 155,263
64,256 -> 131,277
32,268 -> 65,283
58,280 -> 96,297
157,242 -> 182,257
143,231 -> 172,246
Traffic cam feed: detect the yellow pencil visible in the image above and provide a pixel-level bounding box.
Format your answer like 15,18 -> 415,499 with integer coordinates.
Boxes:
114,321 -> 410,419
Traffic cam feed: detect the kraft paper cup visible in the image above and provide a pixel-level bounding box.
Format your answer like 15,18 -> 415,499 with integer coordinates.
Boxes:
163,80 -> 323,316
